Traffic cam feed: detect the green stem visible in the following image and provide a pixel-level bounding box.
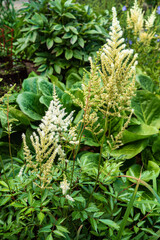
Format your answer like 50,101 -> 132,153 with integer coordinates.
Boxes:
88,115 -> 108,203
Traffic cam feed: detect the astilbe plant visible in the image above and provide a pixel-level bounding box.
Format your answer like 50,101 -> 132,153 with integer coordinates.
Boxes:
22,87 -> 79,189
69,7 -> 138,149
127,0 -> 156,45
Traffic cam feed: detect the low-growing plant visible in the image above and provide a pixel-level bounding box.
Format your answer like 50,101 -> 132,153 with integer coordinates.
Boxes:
14,0 -> 109,80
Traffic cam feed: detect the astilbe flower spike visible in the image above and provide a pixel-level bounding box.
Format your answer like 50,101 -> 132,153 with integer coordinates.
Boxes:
127,0 -> 156,45
22,87 -> 79,189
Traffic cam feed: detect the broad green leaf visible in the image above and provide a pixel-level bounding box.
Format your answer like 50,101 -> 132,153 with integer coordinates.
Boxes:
66,73 -> 81,89
70,26 -> 78,34
131,90 -> 160,128
148,161 -> 160,178
136,74 -> 155,93
22,77 -> 46,93
17,93 -> 44,120
9,108 -> 30,125
54,37 -> 62,43
72,211 -> 81,220
56,226 -> 69,233
107,139 -> 148,159
73,50 -> 83,60
99,219 -> 119,230
38,78 -> 53,96
122,123 -> 158,144
40,96 -> 53,107
65,49 -> 73,60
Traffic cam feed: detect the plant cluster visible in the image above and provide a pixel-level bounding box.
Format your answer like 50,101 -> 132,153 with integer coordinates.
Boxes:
0,1 -> 160,240
14,0 -> 109,80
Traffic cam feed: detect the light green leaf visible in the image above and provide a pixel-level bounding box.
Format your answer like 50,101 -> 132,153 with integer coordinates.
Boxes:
38,212 -> 45,224
99,219 -> 119,230
70,35 -> 77,44
63,12 -> 76,19
132,90 -> 160,128
65,49 -> 73,60
46,38 -> 54,49
78,37 -> 85,48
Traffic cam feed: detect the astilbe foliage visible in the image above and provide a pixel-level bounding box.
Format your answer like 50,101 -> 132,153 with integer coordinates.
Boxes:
22,87 -> 79,189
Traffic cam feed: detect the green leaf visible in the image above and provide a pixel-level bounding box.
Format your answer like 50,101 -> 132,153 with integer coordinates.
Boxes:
136,74 -> 155,93
126,164 -> 159,182
17,93 -> 44,120
85,203 -> 99,212
108,139 -> 148,159
66,73 -> 81,89
28,191 -> 33,205
46,233 -> 53,240
54,37 -> 62,43
46,38 -> 54,49
39,224 -> 52,233
90,218 -> 98,232
70,35 -> 77,44
73,50 -> 83,60
132,90 -> 160,128
65,49 -> 73,60
72,211 -> 81,220
52,24 -> 63,31
9,108 -> 30,126
78,37 -> 85,48
54,64 -> 61,74
0,181 -> 8,188
56,226 -> 69,233
38,78 -> 53,96
22,77 -> 47,94
0,196 -> 11,206
63,32 -> 73,39
122,123 -> 158,144
99,219 -> 119,230
63,12 -> 76,19
54,230 -> 65,238
38,212 -> 45,224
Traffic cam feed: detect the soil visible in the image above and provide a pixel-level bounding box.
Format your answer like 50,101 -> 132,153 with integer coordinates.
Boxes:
0,57 -> 39,96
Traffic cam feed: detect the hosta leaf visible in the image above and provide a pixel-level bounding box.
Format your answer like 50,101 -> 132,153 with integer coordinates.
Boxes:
131,90 -> 160,128
17,93 -> 44,120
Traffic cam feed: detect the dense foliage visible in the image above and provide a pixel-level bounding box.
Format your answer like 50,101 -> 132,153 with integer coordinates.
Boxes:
0,0 -> 160,239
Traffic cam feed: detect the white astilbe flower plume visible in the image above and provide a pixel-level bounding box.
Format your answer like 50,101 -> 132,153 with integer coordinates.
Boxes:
22,87 -> 79,188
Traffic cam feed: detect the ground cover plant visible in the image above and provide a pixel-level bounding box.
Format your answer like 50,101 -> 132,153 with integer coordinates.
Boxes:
0,0 -> 160,239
